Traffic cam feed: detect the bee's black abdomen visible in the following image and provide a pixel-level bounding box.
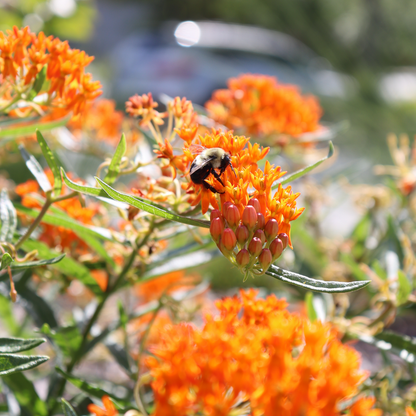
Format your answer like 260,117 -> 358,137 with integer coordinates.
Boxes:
190,160 -> 212,184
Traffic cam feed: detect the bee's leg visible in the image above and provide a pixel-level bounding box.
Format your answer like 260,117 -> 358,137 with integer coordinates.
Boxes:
203,180 -> 224,194
211,170 -> 225,186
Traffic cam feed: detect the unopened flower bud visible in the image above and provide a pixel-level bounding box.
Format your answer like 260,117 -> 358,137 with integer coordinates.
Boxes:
210,209 -> 222,222
254,229 -> 266,245
222,228 -> 237,251
269,238 -> 283,260
236,249 -> 250,267
264,218 -> 279,240
248,198 -> 261,213
248,237 -> 263,256
226,204 -> 240,227
236,224 -> 249,244
278,233 -> 289,250
258,248 -> 272,270
256,213 -> 265,230
242,205 -> 257,230
222,201 -> 232,217
210,217 -> 224,243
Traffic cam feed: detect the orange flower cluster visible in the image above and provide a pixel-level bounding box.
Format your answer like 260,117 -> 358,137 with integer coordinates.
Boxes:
125,94 -> 303,275
0,26 -> 102,117
68,99 -> 140,146
407,407 -> 416,416
205,74 -> 323,141
15,170 -> 98,254
147,289 -> 381,416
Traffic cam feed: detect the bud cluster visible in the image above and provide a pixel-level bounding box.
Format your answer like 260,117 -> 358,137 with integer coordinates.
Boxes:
210,198 -> 288,280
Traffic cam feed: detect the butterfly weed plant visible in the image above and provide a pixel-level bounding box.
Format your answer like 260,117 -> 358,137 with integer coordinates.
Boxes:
0,26 -> 415,416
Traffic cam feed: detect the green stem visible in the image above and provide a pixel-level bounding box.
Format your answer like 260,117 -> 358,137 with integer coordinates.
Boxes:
15,199 -> 52,250
48,250 -> 137,415
48,222 -> 155,414
15,192 -> 79,250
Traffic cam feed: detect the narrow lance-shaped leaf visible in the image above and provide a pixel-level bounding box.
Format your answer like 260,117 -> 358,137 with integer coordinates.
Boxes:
36,130 -> 62,197
61,398 -> 79,416
62,167 -> 167,211
266,264 -> 370,294
96,177 -> 210,228
27,67 -> 46,100
272,141 -> 334,189
22,240 -> 103,296
305,292 -> 318,322
397,270 -> 412,306
0,188 -> 17,242
0,253 -> 13,271
103,133 -> 127,184
0,116 -> 70,139
10,253 -> 66,270
16,203 -> 120,243
56,368 -> 127,406
0,337 -> 46,353
61,168 -> 108,198
19,145 -> 52,193
2,372 -> 48,416
0,353 -> 49,375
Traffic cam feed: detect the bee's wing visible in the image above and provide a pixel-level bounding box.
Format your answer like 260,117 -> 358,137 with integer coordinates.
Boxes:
189,144 -> 206,155
190,156 -> 216,175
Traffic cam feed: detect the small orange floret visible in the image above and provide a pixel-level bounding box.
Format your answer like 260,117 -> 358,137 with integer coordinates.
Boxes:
205,74 -> 323,142
126,93 -> 165,126
87,395 -> 118,416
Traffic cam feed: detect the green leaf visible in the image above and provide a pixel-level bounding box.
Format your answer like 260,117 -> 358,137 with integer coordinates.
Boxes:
61,168 -> 109,198
56,368 -> 127,406
39,324 -> 82,357
0,116 -> 70,139
0,115 -> 40,128
0,252 -> 13,270
22,240 -> 102,295
19,145 -> 52,193
10,253 -> 66,270
0,353 -> 49,375
2,372 -> 48,416
272,141 -> 334,189
62,167 -> 168,211
15,269 -> 59,328
36,130 -> 62,197
397,270 -> 412,306
103,133 -> 127,185
0,188 -> 17,242
375,330 -> 416,356
0,337 -> 46,353
305,292 -> 317,322
96,178 -> 210,228
28,67 -> 47,100
61,398 -> 79,416
16,203 -> 119,243
266,264 -> 370,293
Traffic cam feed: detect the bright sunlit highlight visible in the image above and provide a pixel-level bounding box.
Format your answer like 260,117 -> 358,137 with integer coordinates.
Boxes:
174,21 -> 201,47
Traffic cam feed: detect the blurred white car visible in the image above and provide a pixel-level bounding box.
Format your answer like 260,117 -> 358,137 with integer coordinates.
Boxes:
110,20 -> 357,104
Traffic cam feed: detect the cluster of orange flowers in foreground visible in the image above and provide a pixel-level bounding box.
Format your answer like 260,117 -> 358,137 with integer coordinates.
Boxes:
205,74 -> 323,143
142,289 -> 381,416
126,94 -> 304,276
15,170 -> 98,255
0,26 -> 101,117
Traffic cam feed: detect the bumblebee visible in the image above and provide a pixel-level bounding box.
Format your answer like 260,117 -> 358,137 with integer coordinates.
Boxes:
190,147 -> 236,194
